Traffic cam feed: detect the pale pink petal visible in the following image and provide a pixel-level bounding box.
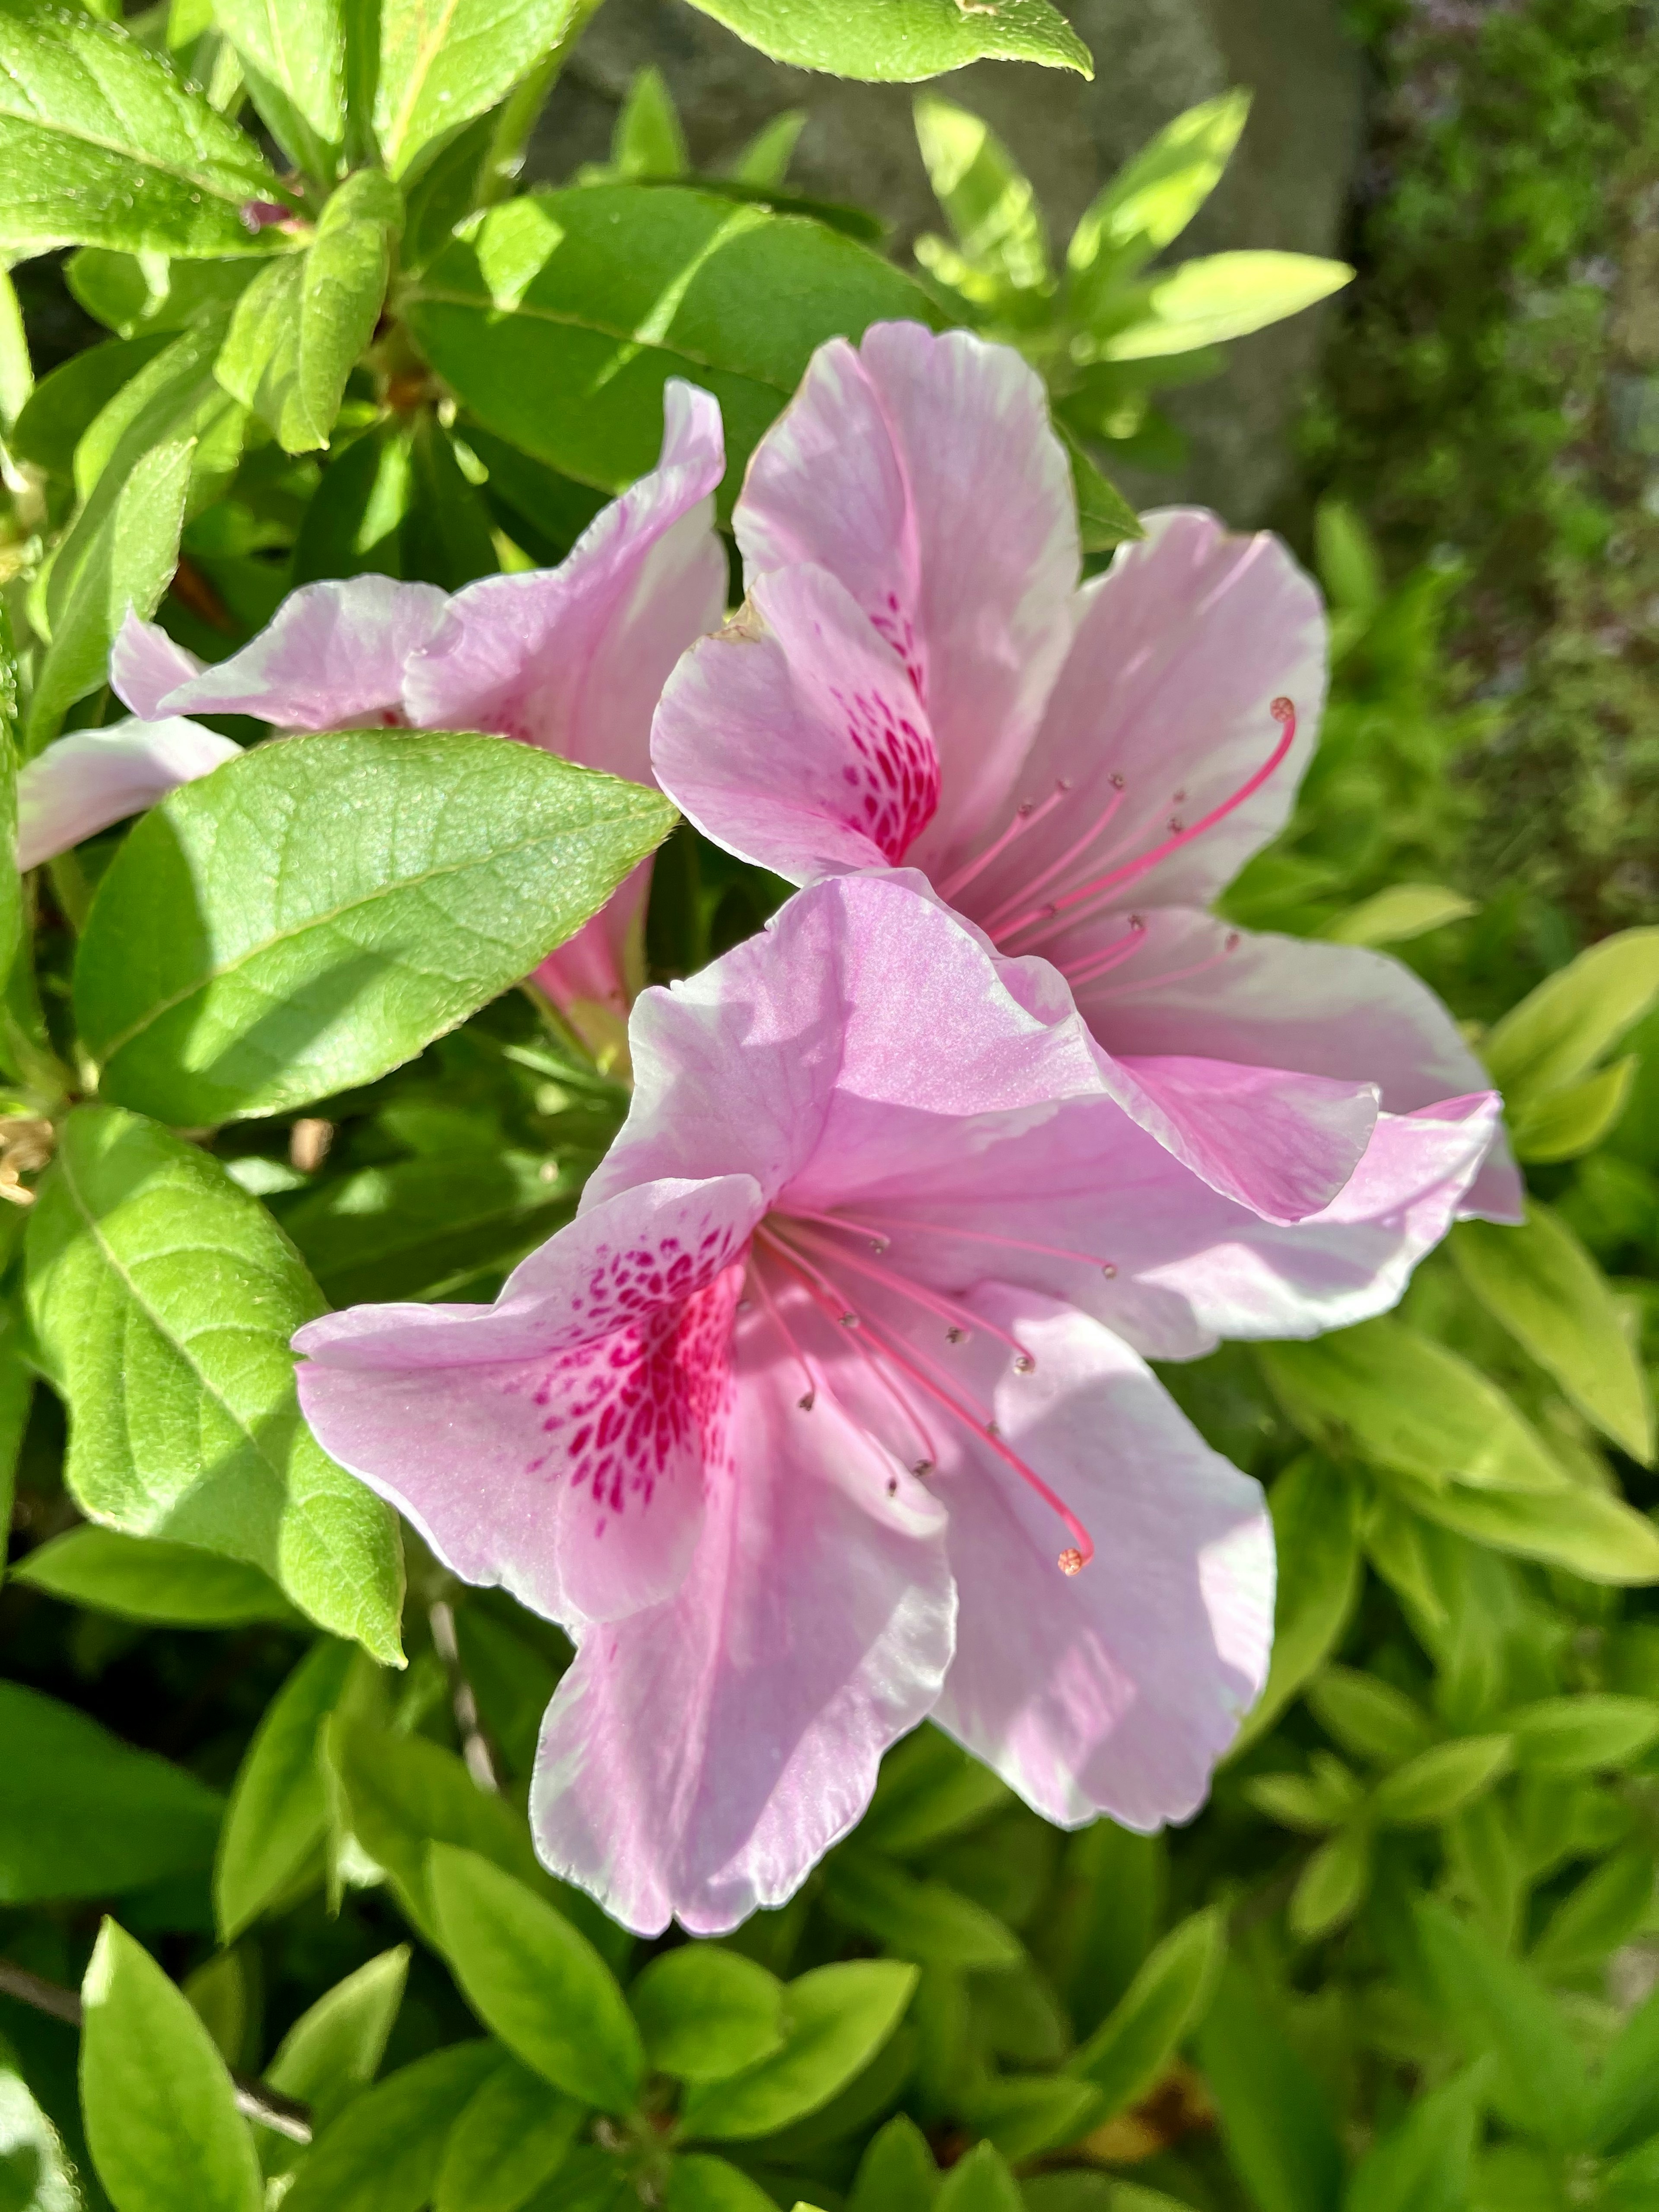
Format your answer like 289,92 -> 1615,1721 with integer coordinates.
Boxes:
403,381 -> 727,780
1059,908 -> 1524,1222
529,1344 -> 952,1936
293,1177 -> 763,1624
531,865 -> 648,1039
968,511 -> 1324,932
928,1290 -> 1271,1831
652,564 -> 942,882
110,613 -> 204,719
155,577 -> 450,728
16,718 -> 241,868
735,322 -> 1078,863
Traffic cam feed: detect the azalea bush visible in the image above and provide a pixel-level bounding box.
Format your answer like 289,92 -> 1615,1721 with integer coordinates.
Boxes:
1,3 -> 1659,2212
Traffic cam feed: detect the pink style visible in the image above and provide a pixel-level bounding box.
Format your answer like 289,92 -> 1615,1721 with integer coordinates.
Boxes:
650,320 -> 1523,1223
293,874 -> 1499,1939
18,385 -> 727,1047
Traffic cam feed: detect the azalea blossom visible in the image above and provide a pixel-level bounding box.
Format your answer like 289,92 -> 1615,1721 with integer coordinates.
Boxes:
21,385 -> 726,1043
293,872 -> 1497,1935
651,320 -> 1522,1219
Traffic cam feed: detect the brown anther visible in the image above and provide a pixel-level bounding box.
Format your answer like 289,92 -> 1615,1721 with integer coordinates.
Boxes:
1109,772 -> 1126,789
1013,1353 -> 1036,1375
1224,931 -> 1241,952
1167,816 -> 1184,834
1101,1262 -> 1118,1280
946,1326 -> 967,1344
912,1460 -> 934,1478
1058,1547 -> 1085,1576
1271,695 -> 1295,722
886,1478 -> 898,1496
289,1118 -> 333,1173
839,1312 -> 860,1328
798,1390 -> 815,1411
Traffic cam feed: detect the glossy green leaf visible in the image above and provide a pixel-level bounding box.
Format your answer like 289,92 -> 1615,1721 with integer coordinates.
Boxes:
265,1946 -> 409,2140
216,168 -> 401,451
1288,1824 -> 1371,1942
1485,928 -> 1659,1103
1511,1054 -> 1638,1162
1234,1458 -> 1362,1753
664,2155 -> 780,2212
0,263 -> 31,432
1068,1907 -> 1224,2116
1322,883 -> 1477,947
1345,2064 -> 1486,2212
1068,89 -> 1249,290
912,96 -> 1049,304
375,0 -> 578,180
280,2043 -> 498,2212
682,1962 -> 918,2142
629,1947 -> 786,2084
66,249 -> 259,340
404,185 -> 933,508
1057,419 -> 1143,552
1193,1961 -> 1344,2212
0,1 -> 287,256
434,2054 -> 582,2212
0,1679 -> 222,1902
1507,1694 -> 1659,1774
1306,1665 -> 1433,1767
73,310 -> 244,511
1415,1898 -> 1589,2147
80,1920 -> 260,2212
1371,1735 -> 1513,1826
1452,1204 -> 1654,1463
10,331 -> 174,478
73,728 -> 676,1124
13,1526 -> 296,1626
1102,251 -> 1351,361
1260,1318 -> 1568,1493
678,0 -> 1090,79
211,0 -> 345,177
25,1106 -> 405,1660
28,435 -> 192,747
215,1637 -> 356,1941
822,1850 -> 1023,1969
428,1843 -> 644,2113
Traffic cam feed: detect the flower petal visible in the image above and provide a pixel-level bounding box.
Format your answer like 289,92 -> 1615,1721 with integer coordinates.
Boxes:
293,1176 -> 763,1624
1061,908 -> 1524,1221
930,1289 -> 1271,1830
109,613 -> 204,719
653,563 -> 941,882
529,1345 -> 953,1935
403,380 -> 727,779
155,576 -> 450,728
973,510 -> 1323,924
735,322 -> 1078,862
16,718 -> 241,869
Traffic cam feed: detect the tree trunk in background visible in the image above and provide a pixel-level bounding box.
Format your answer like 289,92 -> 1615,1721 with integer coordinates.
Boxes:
529,0 -> 1365,525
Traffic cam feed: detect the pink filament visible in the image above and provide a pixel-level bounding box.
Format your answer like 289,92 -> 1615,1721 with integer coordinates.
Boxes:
757,1234 -> 941,1470
935,782 -> 1068,904
995,699 -> 1298,948
979,777 -> 1128,937
746,1249 -> 819,1408
1082,937 -> 1243,1002
781,1217 -> 1037,1370
832,1209 -> 1113,1274
1057,918 -> 1150,993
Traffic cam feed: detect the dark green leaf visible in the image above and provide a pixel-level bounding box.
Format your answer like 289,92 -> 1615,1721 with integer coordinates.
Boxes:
1067,1907 -> 1223,2117
681,1963 -> 918,2142
678,0 -> 1090,81
1589,1978 -> 1659,2154
10,333 -> 174,478
858,1725 -> 1012,1856
74,728 -> 675,1124
933,2142 -> 1021,2212
79,1920 -> 260,2212
1057,420 -> 1143,553
1529,1845 -> 1654,1976
13,1526 -> 297,1626
629,1947 -> 786,2084
1288,1824 -> 1372,1942
25,1106 -> 405,1660
427,1843 -> 644,2113
1305,1664 -> 1433,1767
1193,1961 -> 1344,2212
0,1 -> 287,256
1344,2064 -> 1487,2212
1371,1736 -> 1513,1827
433,2054 -> 581,2212
847,2113 -> 938,2212
822,1849 -> 1023,1969
280,2043 -> 497,2212
215,1637 -> 356,1941
1415,1898 -> 1589,2148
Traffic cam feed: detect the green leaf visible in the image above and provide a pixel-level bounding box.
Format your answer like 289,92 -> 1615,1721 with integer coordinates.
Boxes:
1511,1055 -> 1638,1163
0,2032 -> 79,2212
66,250 -> 259,340
1321,883 -> 1477,948
375,0 -> 578,181
664,2155 -> 781,2212
264,1946 -> 409,2136
10,331 -> 174,478
73,728 -> 674,1124
1193,1961 -> 1344,2212
79,1920 -> 260,2212
958,2072 -> 1100,2163
821,1850 -> 1023,1969
428,1843 -> 643,2113
912,96 -> 1049,302
1305,1665 -> 1434,1767
1371,1735 -> 1513,1827
1452,1205 -> 1655,1463
73,313 -> 243,506
1529,1844 -> 1654,1976
1068,89 -> 1250,292
0,264 -> 32,432
434,2054 -> 582,2212
729,109 -> 804,189
25,1105 -> 405,1660
0,0 -> 288,256
679,0 -> 1090,79
848,2113 -> 938,2212
1446,1794 -> 1523,1950
1506,1694 -> 1659,1774
1415,1898 -> 1589,2148
1100,251 -> 1351,361
13,1526 -> 296,1626
28,435 -> 192,747
1068,1907 -> 1224,2117
215,1637 -> 356,1941
0,1679 -> 222,1902
611,67 -> 686,179
1344,2065 -> 1487,2212
1388,1471 -> 1659,1583
1588,1977 -> 1659,2154
216,168 -> 401,451
1288,1824 -> 1371,1942
933,2142 -> 1022,2212
211,0 -> 345,178
1057,420 -> 1143,553
681,1962 -> 918,2142
858,1725 -> 1012,1856
1233,1457 -> 1362,1754
1485,928 -> 1659,1105
629,1947 -> 786,2085
403,184 -> 934,509
280,2043 -> 498,2212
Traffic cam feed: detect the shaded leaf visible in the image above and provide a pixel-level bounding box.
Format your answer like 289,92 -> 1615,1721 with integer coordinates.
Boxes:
682,1963 -> 918,2142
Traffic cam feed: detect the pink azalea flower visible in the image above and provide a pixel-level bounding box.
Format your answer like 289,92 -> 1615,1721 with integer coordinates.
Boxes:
651,321 -> 1523,1220
293,872 -> 1497,1936
22,386 -> 726,1042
